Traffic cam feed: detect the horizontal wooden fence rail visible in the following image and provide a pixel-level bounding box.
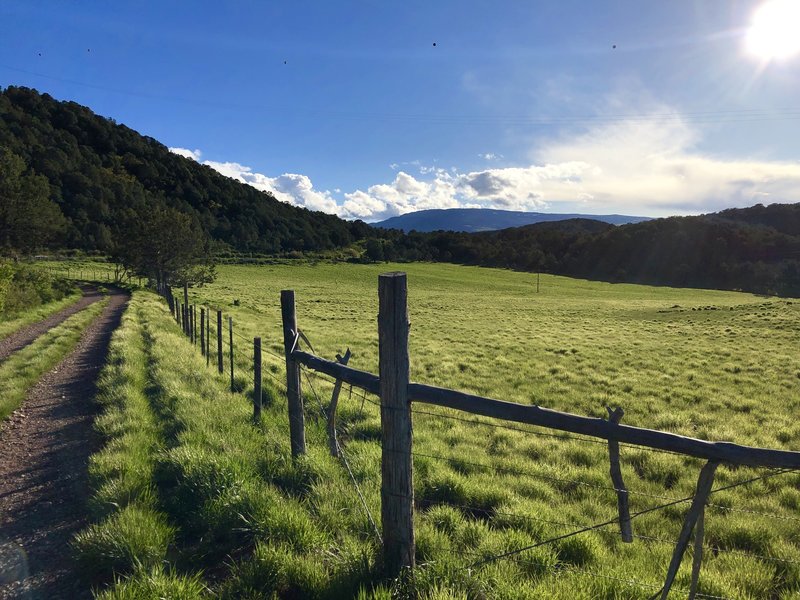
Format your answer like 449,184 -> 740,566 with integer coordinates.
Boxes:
291,350 -> 800,470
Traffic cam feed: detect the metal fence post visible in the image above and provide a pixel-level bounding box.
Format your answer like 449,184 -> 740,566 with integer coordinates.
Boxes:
217,310 -> 223,374
254,337 -> 262,419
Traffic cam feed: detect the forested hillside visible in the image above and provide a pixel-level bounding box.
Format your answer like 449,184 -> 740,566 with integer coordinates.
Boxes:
0,86 -> 369,254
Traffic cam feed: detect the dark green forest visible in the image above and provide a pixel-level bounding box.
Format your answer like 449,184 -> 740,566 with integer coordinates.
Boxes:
0,86 -> 369,255
1,86 -> 799,295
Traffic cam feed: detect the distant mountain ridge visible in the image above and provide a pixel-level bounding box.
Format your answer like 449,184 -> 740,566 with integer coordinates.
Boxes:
375,208 -> 651,232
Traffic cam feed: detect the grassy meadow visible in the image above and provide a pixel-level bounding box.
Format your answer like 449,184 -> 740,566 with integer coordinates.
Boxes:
81,263 -> 800,599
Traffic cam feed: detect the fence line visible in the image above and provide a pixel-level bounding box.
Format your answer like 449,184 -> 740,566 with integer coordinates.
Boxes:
157,275 -> 800,596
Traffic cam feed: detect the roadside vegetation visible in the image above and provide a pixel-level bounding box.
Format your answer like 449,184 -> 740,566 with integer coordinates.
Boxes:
0,297 -> 107,420
0,262 -> 77,339
79,263 -> 800,598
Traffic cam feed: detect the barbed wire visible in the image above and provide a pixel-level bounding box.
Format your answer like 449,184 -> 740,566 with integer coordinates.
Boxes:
464,466 -> 796,571
301,365 -> 383,543
433,498 -> 800,568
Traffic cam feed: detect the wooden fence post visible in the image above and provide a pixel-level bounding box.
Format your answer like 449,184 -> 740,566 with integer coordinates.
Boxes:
378,272 -> 415,577
206,308 -> 210,367
327,349 -> 352,457
281,290 -> 306,457
217,310 -> 223,374
229,316 -> 235,392
607,407 -> 632,542
254,337 -> 262,419
190,305 -> 195,344
200,308 -> 205,356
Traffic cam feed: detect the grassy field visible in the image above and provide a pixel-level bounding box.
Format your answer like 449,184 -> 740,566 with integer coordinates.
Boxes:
0,297 -> 108,420
82,263 -> 800,599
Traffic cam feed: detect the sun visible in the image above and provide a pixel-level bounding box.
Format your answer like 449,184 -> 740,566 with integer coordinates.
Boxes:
746,0 -> 800,60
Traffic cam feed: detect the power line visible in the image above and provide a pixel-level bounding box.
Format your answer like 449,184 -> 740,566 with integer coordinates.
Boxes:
3,62 -> 800,126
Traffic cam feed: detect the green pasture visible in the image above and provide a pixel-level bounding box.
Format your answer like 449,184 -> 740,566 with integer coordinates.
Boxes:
83,263 -> 800,598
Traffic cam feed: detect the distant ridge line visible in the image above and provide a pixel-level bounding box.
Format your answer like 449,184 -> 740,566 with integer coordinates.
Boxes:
374,208 -> 652,233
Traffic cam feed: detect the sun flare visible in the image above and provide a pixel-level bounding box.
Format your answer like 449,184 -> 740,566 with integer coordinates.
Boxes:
746,0 -> 800,60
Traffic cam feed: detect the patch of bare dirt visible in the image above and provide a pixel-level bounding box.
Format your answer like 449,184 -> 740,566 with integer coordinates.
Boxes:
0,288 -> 130,599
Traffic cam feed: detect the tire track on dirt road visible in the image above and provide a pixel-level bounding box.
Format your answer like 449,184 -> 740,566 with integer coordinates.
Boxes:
0,286 -> 106,364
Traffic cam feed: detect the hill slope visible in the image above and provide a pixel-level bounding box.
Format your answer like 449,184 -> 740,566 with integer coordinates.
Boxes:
375,207 -> 650,232
0,86 -> 369,254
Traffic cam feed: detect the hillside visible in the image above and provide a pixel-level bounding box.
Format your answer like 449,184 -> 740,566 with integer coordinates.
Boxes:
0,86 -> 370,254
375,207 -> 650,232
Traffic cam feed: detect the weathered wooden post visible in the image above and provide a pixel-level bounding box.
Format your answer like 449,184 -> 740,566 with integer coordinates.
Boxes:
190,305 -> 195,344
200,308 -> 206,356
378,272 -> 414,576
281,290 -> 306,457
206,308 -> 210,367
253,337 -> 262,419
229,317 -> 235,392
217,310 -> 223,374
327,349 -> 352,457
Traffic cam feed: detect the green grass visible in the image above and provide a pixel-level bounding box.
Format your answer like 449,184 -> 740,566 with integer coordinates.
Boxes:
0,290 -> 81,342
0,297 -> 108,420
85,263 -> 800,598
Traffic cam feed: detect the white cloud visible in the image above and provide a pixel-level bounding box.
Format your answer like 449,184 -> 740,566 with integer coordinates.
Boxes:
532,115 -> 800,213
169,108 -> 800,223
169,147 -> 202,161
479,152 -> 503,161
200,159 -> 340,213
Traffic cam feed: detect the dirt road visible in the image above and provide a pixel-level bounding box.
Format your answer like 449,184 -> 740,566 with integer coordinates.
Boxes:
0,288 -> 130,599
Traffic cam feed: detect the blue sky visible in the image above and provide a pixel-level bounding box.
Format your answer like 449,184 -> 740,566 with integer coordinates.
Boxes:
2,1 -> 799,221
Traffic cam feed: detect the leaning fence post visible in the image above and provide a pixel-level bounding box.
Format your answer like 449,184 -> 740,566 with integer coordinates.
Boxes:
229,316 -> 235,391
378,272 -> 415,577
281,290 -> 306,457
254,337 -> 262,420
659,460 -> 719,599
217,310 -> 223,374
200,308 -> 206,356
606,407 -> 632,542
327,349 -> 352,457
